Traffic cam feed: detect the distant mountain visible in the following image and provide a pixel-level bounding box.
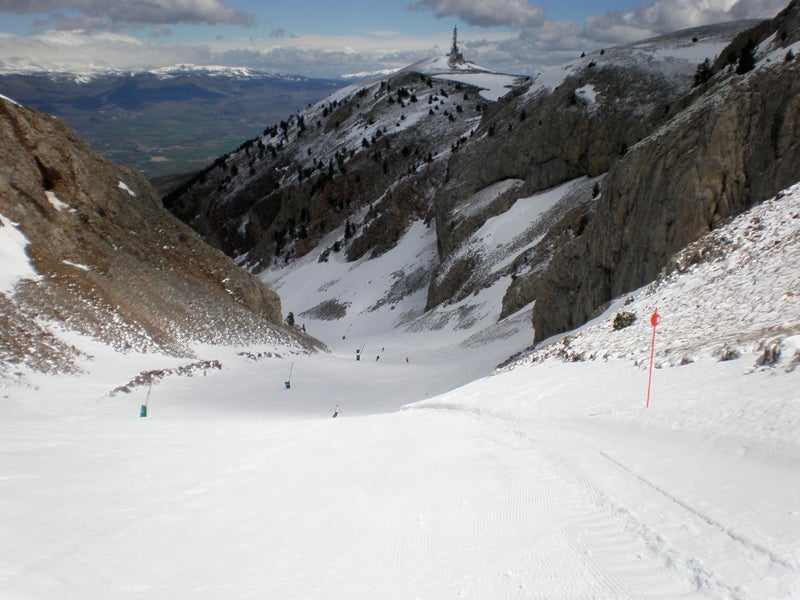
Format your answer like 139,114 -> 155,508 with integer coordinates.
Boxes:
0,66 -> 346,179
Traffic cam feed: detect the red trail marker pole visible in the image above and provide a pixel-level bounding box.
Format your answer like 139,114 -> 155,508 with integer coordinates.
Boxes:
646,308 -> 660,408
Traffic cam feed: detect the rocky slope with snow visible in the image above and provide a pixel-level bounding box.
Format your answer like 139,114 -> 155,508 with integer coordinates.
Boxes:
0,95 -> 317,380
513,181 -> 800,369
530,1 -> 800,343
164,56 -> 525,269
165,9 -> 799,350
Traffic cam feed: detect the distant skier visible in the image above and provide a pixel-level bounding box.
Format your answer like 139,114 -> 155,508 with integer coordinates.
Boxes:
332,405 -> 339,418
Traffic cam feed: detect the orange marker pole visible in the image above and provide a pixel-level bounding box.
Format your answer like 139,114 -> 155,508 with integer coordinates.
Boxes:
646,309 -> 660,408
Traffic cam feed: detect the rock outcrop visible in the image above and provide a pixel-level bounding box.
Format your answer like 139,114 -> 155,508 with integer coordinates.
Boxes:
0,96 -> 313,374
531,3 -> 800,342
426,21 -> 757,311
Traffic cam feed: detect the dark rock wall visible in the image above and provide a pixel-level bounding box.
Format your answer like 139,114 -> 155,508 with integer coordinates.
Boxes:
426,60 -> 693,309
532,57 -> 800,342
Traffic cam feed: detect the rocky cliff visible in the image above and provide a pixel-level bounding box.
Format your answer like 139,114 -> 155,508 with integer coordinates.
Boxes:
0,96 -> 314,375
424,20 -> 763,313
531,1 -> 800,342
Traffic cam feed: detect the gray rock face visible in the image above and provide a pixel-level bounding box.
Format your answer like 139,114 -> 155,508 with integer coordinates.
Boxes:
426,46 -> 702,310
0,97 -> 306,370
532,49 -> 800,343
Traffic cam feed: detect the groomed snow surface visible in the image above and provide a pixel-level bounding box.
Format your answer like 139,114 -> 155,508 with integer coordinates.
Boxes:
1,183 -> 799,598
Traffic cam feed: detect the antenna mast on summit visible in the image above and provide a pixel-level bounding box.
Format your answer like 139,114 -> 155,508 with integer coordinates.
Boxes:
448,25 -> 464,66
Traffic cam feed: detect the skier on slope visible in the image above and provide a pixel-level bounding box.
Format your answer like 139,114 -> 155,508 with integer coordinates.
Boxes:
332,405 -> 339,418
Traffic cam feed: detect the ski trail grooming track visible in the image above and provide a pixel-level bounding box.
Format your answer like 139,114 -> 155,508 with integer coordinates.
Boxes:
596,448 -> 798,571
524,428 -> 748,600
415,405 -> 740,598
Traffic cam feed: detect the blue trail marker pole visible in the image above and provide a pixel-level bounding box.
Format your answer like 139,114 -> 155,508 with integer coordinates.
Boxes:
140,383 -> 151,417
284,362 -> 294,389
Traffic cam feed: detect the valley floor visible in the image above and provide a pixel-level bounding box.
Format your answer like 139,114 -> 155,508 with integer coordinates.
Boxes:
1,330 -> 798,599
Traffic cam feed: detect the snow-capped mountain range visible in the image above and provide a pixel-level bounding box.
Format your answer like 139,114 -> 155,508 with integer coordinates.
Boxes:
0,62 -> 292,80
0,64 -> 346,178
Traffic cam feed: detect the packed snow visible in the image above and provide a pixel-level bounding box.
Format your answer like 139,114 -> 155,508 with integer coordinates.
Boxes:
118,181 -> 136,197
433,71 -> 523,101
0,214 -> 40,294
0,178 -> 798,599
44,191 -> 70,212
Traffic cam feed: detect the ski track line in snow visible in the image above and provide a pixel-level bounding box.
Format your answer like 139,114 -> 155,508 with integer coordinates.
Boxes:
507,423 -> 747,600
595,448 -> 798,572
412,404 -> 724,598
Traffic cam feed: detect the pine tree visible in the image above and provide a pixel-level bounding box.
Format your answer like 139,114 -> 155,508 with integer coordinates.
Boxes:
736,38 -> 757,74
694,58 -> 714,86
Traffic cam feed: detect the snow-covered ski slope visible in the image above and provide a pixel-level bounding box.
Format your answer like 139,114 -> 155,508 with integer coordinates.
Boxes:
0,182 -> 798,598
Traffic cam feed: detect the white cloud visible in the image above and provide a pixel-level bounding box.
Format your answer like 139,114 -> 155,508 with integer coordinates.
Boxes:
409,0 -> 546,29
0,0 -> 790,79
0,30 -> 211,73
581,0 -> 786,45
0,0 -> 253,29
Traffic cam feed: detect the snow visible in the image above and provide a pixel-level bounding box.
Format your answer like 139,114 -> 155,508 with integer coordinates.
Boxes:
410,56 -> 524,101
0,213 -> 40,294
118,180 -> 136,197
150,64 -> 267,79
476,179 -> 580,274
1,184 -> 799,597
441,178 -> 587,288
45,190 -> 70,212
237,214 -> 249,237
451,178 -> 525,219
575,83 -> 599,105
758,35 -> 800,71
527,21 -> 757,96
62,260 -> 90,271
434,72 -> 522,101
0,93 -> 18,105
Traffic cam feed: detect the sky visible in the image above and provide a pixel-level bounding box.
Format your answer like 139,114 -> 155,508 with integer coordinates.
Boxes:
0,0 -> 790,77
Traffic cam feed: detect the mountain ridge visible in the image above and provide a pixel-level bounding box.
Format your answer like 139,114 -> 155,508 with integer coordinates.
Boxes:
162,12 -> 796,351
